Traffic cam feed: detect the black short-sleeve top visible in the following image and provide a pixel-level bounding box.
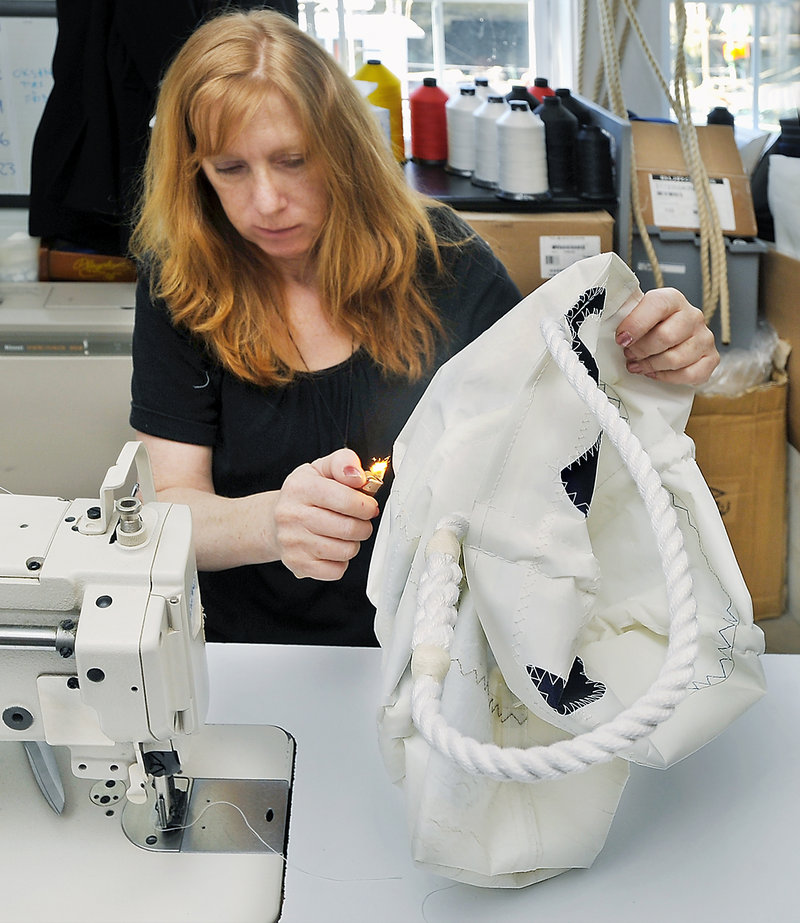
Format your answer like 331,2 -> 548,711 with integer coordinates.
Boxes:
130,208 -> 521,645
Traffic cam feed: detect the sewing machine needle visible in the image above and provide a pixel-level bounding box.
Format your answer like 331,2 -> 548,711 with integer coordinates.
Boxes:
23,741 -> 66,815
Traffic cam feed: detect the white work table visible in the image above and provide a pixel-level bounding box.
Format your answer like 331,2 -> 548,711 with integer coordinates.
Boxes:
205,646 -> 797,923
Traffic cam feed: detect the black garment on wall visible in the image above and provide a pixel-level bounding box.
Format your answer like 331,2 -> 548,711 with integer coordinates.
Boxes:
28,1 -> 299,256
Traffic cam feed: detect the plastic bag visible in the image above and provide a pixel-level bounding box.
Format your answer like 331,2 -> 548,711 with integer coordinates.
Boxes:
696,319 -> 779,397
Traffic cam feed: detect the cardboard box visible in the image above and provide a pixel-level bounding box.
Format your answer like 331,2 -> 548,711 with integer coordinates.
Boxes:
686,375 -> 787,620
760,247 -> 800,450
631,122 -> 757,237
460,211 -> 615,296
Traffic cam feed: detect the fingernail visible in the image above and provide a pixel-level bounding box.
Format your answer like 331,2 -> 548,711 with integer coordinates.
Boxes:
616,331 -> 634,348
344,466 -> 362,478
627,361 -> 642,374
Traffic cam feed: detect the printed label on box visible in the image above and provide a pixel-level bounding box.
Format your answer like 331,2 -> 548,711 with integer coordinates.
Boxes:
539,235 -> 602,279
649,174 -> 736,231
635,260 -> 687,276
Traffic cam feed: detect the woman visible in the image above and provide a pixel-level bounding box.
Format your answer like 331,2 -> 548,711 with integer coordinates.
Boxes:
129,10 -> 718,645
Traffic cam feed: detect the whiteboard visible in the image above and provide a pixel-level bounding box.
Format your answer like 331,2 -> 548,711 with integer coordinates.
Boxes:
0,14 -> 56,197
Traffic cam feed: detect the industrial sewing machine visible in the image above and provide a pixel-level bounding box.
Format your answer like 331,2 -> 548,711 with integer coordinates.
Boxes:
0,442 -> 294,923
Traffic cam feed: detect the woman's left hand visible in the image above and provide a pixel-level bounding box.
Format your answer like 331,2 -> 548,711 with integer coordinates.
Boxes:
615,287 -> 719,386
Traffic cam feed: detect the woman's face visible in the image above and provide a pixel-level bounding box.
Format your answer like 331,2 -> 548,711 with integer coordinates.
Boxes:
201,91 -> 328,277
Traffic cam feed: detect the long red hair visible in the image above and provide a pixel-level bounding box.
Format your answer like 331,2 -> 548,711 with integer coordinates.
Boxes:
131,9 -> 453,386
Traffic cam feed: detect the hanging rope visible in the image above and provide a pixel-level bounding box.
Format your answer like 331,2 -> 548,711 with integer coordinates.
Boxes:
409,312 -> 700,783
595,0 -> 662,280
577,0 -> 589,99
630,0 -> 730,340
587,0 -> 732,342
592,0 -> 636,113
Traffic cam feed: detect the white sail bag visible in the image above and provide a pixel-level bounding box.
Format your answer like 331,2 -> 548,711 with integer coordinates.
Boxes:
368,252 -> 766,887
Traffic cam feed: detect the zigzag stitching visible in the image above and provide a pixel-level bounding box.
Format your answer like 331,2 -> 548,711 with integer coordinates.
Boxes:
562,435 -> 602,472
558,693 -> 605,715
450,658 -> 529,727
565,286 -> 606,337
666,490 -> 740,691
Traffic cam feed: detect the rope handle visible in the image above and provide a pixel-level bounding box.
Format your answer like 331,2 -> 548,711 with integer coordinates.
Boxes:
409,314 -> 700,782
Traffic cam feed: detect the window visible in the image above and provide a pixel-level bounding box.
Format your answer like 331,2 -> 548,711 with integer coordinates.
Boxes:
301,1 -> 798,134
300,0 -> 577,101
406,1 -> 531,82
671,2 -> 800,130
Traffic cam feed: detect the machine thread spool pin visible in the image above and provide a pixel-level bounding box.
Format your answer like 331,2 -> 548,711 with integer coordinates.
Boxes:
115,497 -> 147,547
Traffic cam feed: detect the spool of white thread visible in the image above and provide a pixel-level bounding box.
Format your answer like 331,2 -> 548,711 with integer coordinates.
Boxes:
474,76 -> 499,100
445,86 -> 481,176
472,95 -> 507,189
497,101 -> 549,200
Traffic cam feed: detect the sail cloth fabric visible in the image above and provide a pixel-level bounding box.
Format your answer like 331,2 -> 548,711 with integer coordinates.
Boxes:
368,252 -> 766,888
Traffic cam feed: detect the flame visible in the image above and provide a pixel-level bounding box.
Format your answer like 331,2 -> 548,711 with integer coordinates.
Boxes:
367,457 -> 390,480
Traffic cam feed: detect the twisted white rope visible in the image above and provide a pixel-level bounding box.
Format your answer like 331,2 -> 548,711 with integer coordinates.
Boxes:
410,315 -> 699,782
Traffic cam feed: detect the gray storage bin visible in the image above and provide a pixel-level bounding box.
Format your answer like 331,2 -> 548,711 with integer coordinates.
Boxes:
631,228 -> 767,349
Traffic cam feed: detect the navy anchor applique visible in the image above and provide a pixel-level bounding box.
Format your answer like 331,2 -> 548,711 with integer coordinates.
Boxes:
559,286 -> 605,516
528,286 -> 608,714
527,658 -> 606,716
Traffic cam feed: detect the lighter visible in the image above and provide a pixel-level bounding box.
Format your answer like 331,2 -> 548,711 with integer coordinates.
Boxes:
360,457 -> 389,496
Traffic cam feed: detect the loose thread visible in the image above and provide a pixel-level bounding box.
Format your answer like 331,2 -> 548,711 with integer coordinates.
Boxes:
421,883 -> 459,922
173,800 -> 402,883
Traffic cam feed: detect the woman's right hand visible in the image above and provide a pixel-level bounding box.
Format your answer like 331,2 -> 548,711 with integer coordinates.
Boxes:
135,433 -> 379,576
273,448 -> 380,580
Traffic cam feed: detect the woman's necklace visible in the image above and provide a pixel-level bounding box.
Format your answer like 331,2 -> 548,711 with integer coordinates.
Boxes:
286,327 -> 356,449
